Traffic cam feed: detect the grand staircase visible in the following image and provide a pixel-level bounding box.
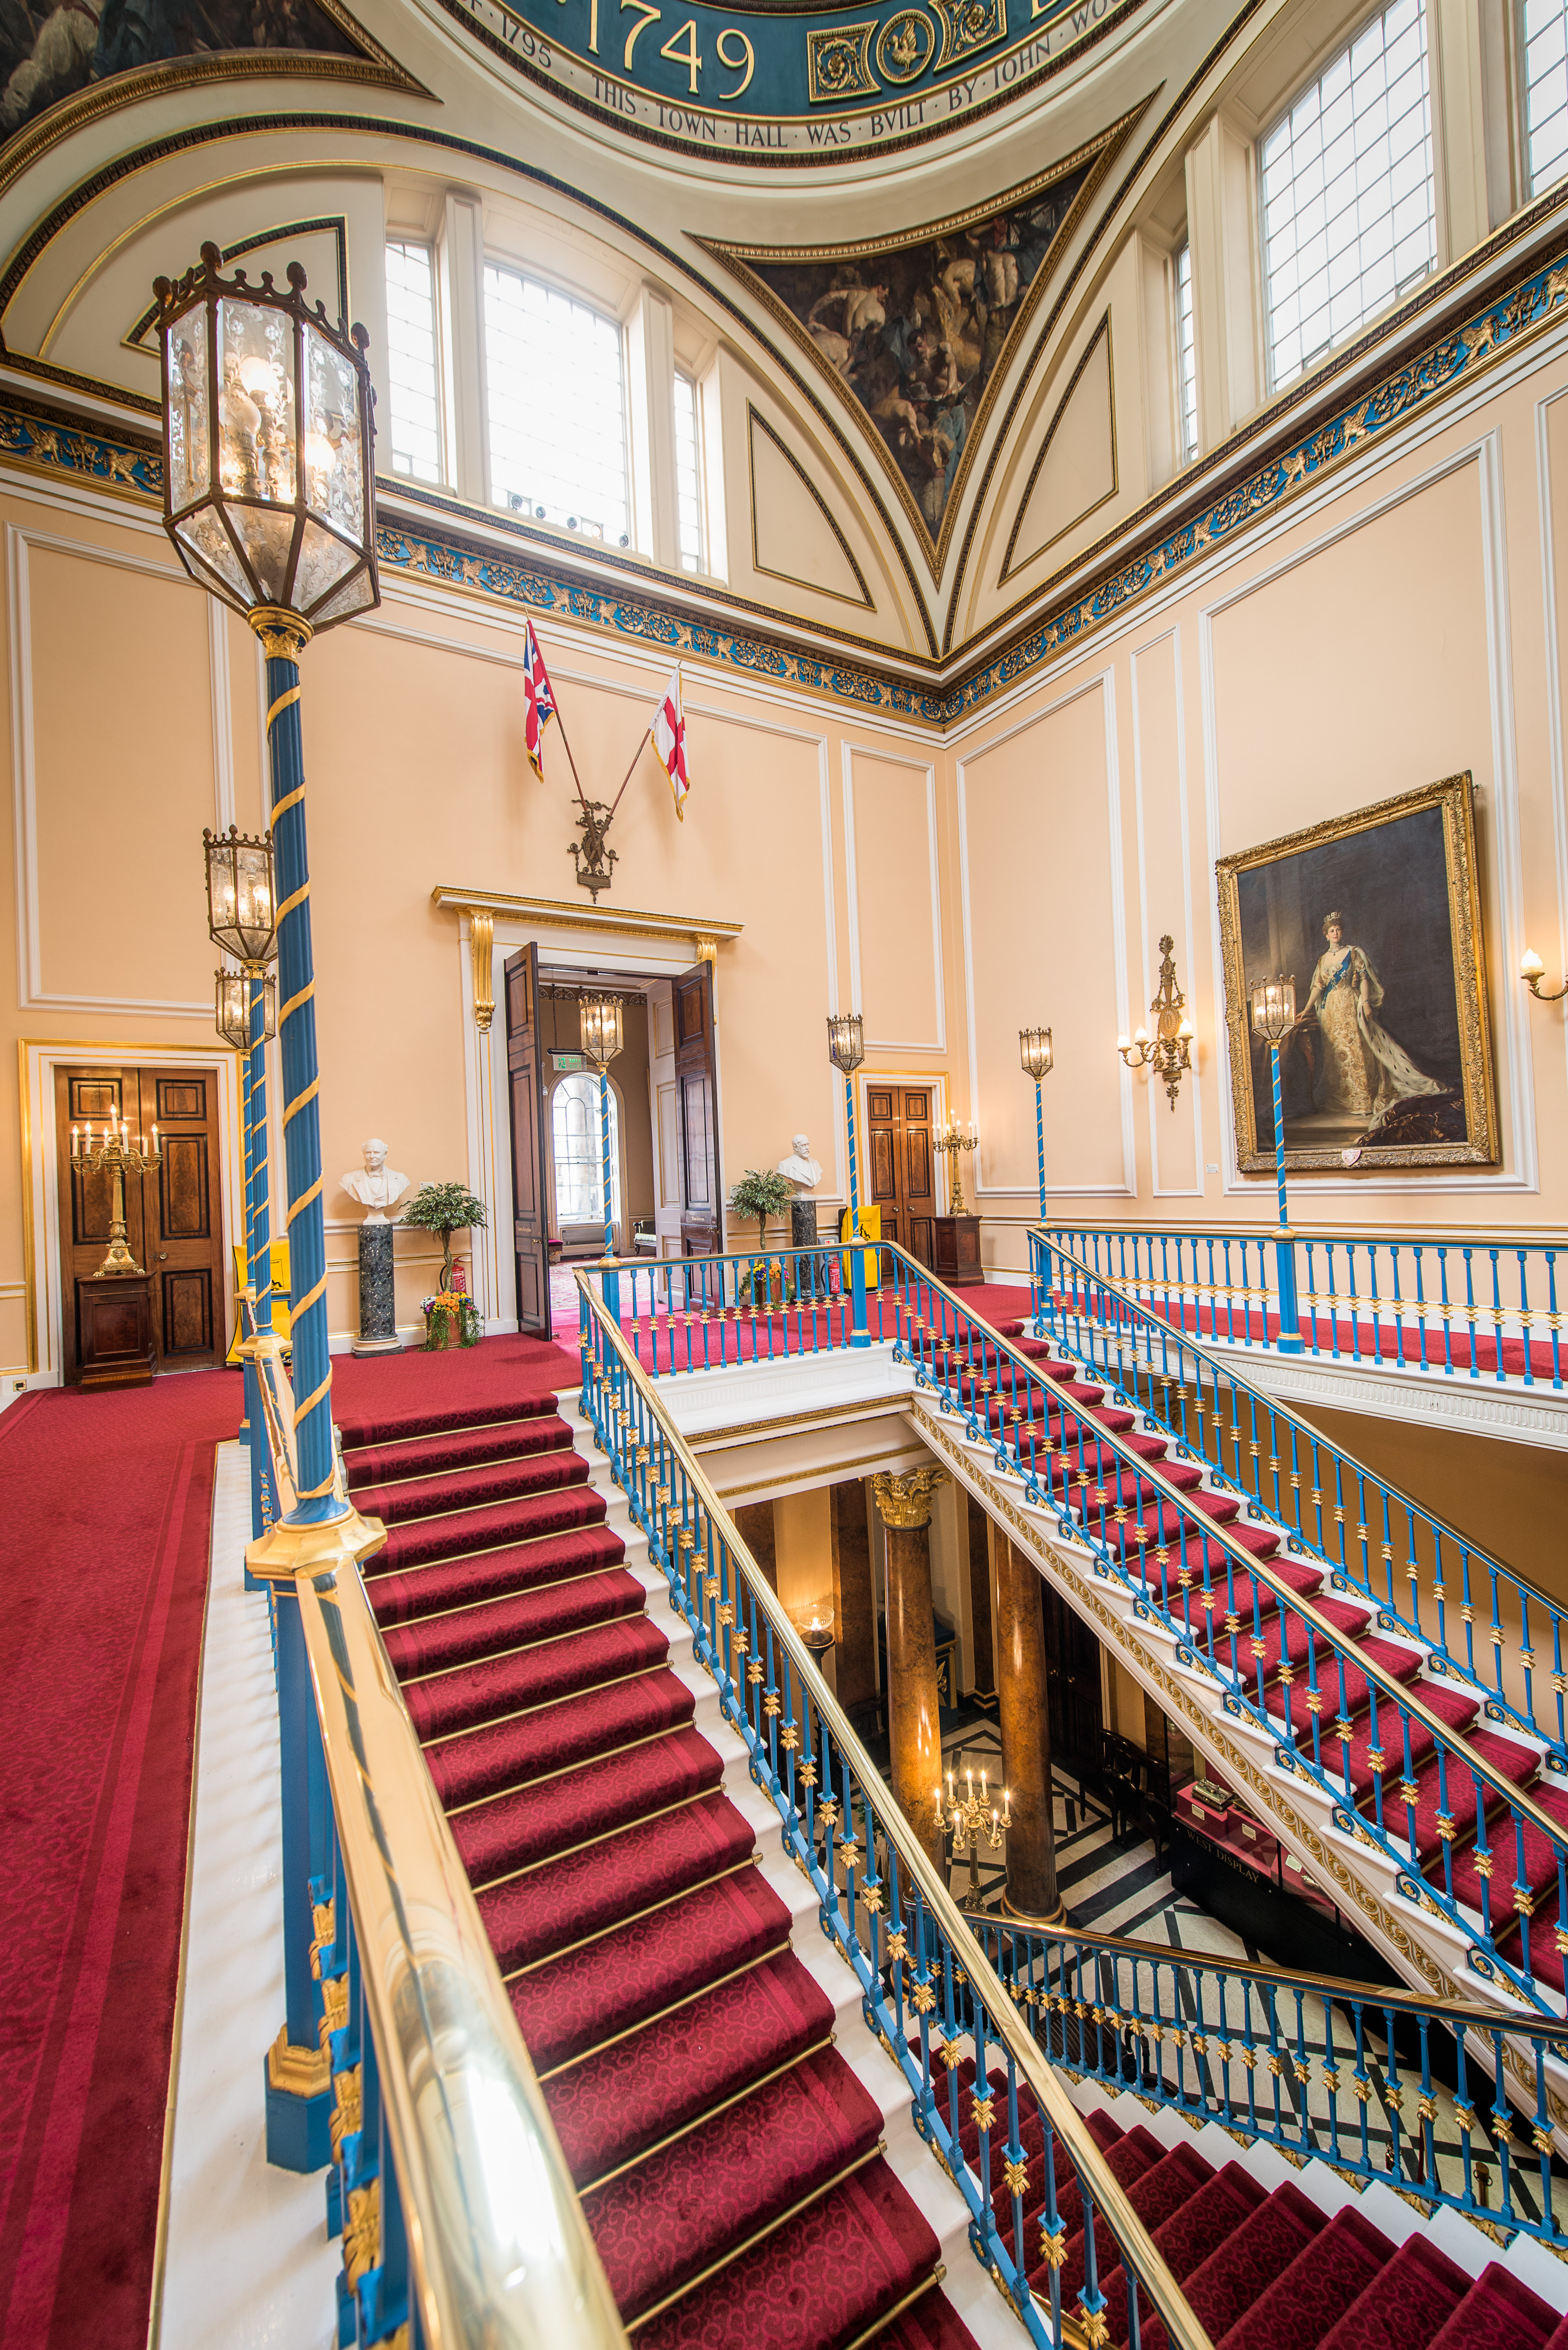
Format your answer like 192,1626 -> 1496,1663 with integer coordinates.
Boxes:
907,1305 -> 1568,2000
334,1375 -> 994,2350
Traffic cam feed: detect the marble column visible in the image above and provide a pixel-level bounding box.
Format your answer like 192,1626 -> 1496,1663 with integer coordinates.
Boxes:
872,1465 -> 948,1873
995,1536 -> 1064,1924
352,1218 -> 401,1354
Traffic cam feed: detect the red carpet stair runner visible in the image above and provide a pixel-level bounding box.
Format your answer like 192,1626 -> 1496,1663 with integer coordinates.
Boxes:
915,1309 -> 1568,1990
335,1380 -> 993,2350
947,2083 -> 1567,2349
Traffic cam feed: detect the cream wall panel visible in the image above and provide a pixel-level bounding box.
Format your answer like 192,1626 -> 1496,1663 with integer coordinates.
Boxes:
845,749 -> 942,1053
1005,326 -> 1116,578
1130,628 -> 1203,1197
22,537 -> 217,1012
1203,451 -> 1523,1192
749,418 -> 871,608
959,676 -> 1134,1204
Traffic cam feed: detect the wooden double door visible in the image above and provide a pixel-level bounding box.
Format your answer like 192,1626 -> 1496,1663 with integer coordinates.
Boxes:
865,1084 -> 936,1266
56,1063 -> 226,1383
1043,1585 -> 1104,1767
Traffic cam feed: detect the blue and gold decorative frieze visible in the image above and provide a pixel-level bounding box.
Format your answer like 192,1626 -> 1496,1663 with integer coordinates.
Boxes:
3,234 -> 1568,724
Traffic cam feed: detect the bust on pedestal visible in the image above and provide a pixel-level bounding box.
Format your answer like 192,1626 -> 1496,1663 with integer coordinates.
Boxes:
777,1132 -> 822,1248
342,1138 -> 408,1354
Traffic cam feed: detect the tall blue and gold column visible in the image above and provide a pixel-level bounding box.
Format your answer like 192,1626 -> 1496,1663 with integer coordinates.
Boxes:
258,610 -> 340,1526
242,968 -> 276,1562
244,607 -> 385,2174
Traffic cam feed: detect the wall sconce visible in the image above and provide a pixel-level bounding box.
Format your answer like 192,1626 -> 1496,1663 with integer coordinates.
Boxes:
1521,947 -> 1568,1003
1117,934 -> 1195,1110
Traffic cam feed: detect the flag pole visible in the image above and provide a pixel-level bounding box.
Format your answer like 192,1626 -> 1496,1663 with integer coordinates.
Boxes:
607,723 -> 653,821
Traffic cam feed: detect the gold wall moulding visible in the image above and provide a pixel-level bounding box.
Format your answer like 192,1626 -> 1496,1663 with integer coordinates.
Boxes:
431,886 -> 743,955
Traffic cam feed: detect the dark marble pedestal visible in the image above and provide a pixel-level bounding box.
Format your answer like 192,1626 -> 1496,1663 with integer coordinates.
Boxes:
352,1219 -> 401,1356
790,1198 -> 819,1248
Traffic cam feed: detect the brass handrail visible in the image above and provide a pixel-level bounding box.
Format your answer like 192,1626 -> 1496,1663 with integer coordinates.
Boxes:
1036,1227 -> 1562,1656
250,1336 -> 627,2349
574,1270 -> 1219,2350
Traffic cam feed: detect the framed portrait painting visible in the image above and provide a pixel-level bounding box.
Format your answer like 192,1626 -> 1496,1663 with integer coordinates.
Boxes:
1215,775 -> 1498,1174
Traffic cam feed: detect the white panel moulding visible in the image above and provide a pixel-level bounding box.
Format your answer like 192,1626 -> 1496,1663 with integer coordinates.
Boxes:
9,522 -> 229,1016
841,744 -> 945,1054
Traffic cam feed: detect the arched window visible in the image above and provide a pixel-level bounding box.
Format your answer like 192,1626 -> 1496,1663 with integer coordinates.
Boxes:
552,1072 -> 621,1230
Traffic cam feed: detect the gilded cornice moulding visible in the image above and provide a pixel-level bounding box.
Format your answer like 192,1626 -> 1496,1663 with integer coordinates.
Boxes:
7,228 -> 1568,724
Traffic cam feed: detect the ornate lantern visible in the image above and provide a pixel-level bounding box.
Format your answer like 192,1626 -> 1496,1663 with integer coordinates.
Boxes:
579,996 -> 625,1071
1019,1028 -> 1053,1082
154,243 -> 379,633
1250,976 -> 1296,1043
826,1012 -> 865,1075
216,966 -> 277,1052
204,824 -> 277,967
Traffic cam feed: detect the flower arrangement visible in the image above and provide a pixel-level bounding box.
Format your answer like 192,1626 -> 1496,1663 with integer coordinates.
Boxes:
422,1259 -> 483,1349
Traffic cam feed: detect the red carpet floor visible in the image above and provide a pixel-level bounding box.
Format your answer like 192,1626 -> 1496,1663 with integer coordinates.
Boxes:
0,1368 -> 237,2350
344,1378 -> 983,2347
0,1326 -> 579,2350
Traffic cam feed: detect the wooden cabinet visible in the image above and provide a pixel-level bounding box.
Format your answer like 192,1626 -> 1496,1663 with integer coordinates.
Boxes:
75,1274 -> 155,1390
931,1213 -> 983,1287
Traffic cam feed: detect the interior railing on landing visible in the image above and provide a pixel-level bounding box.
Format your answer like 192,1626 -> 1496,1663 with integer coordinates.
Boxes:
573,1268 -> 1216,2350
1031,1231 -> 1568,1774
1040,1219 -> 1568,1390
960,1914 -> 1568,2248
245,1319 -> 628,2350
575,1245 -> 1568,2016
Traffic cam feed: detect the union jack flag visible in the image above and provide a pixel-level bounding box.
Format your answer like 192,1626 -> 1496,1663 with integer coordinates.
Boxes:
522,619 -> 557,780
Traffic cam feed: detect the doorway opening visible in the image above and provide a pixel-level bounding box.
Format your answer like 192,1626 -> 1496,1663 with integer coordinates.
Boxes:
504,945 -> 721,1339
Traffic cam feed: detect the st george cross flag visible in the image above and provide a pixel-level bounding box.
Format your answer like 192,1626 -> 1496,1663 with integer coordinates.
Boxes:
651,665 -> 691,820
521,619 -> 558,779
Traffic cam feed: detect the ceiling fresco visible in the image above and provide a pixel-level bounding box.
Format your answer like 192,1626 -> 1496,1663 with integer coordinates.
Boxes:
703,130 -> 1130,563
441,0 -> 1152,162
0,0 -> 363,140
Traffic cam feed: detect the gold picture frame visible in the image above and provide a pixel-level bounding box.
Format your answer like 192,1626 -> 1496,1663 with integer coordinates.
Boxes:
1215,774 -> 1498,1174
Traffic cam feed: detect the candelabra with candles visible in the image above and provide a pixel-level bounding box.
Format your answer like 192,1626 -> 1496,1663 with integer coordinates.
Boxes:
935,1758 -> 1011,1906
70,1114 -> 163,1277
1117,934 -> 1195,1109
935,1118 -> 978,1214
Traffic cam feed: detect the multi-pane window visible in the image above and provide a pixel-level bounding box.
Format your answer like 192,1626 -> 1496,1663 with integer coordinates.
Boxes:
484,265 -> 630,544
384,241 -> 443,484
1259,0 -> 1435,390
1523,0 -> 1568,194
552,1074 -> 621,1228
1175,241 -> 1198,464
673,372 -> 706,573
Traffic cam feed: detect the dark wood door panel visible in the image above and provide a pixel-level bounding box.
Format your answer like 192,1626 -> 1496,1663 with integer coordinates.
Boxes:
868,1127 -> 897,1203
55,1060 -> 224,1383
675,962 -> 721,1256
864,1079 -> 939,1268
505,943 -> 551,1335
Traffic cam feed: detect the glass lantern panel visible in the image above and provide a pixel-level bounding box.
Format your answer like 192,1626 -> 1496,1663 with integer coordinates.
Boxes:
165,317 -> 210,511
228,505 -> 299,605
293,515 -> 357,614
174,504 -> 249,603
304,323 -> 366,544
218,297 -> 296,504
217,974 -> 251,1051
309,566 -> 377,629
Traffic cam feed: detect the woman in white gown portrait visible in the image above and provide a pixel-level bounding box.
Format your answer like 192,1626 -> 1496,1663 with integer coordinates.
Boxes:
1298,911 -> 1445,1130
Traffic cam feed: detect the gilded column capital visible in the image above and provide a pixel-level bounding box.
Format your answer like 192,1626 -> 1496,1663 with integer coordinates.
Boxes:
247,605 -> 314,658
872,1464 -> 947,1531
470,909 -> 495,1033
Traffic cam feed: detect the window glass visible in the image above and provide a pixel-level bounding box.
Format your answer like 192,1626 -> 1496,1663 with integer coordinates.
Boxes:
384,241 -> 443,484
673,372 -> 705,573
1523,0 -> 1568,194
1175,241 -> 1198,464
1259,0 -> 1435,391
484,265 -> 630,544
552,1073 -> 621,1227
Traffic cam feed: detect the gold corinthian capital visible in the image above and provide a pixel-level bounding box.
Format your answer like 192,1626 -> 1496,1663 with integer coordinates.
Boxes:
871,1465 -> 948,1530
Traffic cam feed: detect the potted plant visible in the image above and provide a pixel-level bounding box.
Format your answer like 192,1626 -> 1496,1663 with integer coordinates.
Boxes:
402,1182 -> 488,1347
727,1167 -> 796,1307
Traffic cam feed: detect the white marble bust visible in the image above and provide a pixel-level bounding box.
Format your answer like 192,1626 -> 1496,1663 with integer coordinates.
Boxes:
777,1133 -> 822,1191
342,1137 -> 409,1222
